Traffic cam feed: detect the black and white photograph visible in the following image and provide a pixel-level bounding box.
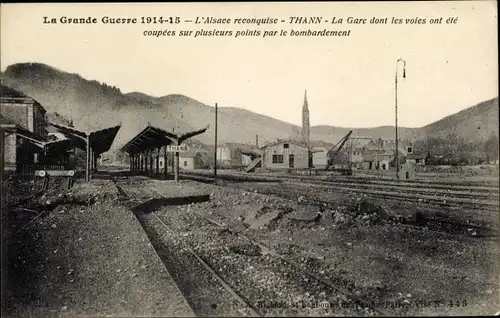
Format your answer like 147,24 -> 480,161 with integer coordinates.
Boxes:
1,1 -> 498,317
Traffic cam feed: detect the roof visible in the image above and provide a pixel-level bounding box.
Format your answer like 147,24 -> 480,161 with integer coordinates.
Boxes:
310,140 -> 335,149
1,122 -> 46,144
0,85 -> 30,99
1,114 -> 47,143
0,85 -> 43,110
219,142 -> 259,151
362,153 -> 395,162
179,149 -> 201,158
260,140 -> 308,149
46,112 -> 73,133
121,124 -> 209,154
50,122 -> 121,154
1,115 -> 82,154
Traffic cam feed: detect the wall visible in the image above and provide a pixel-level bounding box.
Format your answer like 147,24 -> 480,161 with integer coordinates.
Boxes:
262,142 -> 308,169
33,103 -> 47,138
216,147 -> 231,162
1,102 -> 29,129
179,157 -> 195,170
3,133 -> 17,170
407,158 -> 426,166
312,147 -> 328,168
398,162 -> 416,180
242,154 -> 252,166
350,149 -> 364,163
157,157 -> 166,170
380,159 -> 390,170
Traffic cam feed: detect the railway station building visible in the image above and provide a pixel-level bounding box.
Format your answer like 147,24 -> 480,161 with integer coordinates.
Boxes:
1,85 -> 48,173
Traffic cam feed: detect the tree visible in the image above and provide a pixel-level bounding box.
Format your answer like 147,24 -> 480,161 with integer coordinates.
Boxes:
485,134 -> 499,163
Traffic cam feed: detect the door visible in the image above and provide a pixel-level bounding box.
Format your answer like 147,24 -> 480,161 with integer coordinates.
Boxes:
289,154 -> 294,168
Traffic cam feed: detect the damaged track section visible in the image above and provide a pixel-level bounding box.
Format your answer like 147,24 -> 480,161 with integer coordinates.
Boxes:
113,178 -> 259,317
113,176 -> 385,316
152,203 -> 384,317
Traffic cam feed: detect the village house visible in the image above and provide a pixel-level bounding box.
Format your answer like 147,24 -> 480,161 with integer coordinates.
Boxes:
179,149 -> 202,170
405,146 -> 428,166
154,144 -> 209,172
346,137 -> 412,171
217,142 -> 260,167
1,85 -> 48,172
216,144 -> 232,165
260,140 -> 309,169
360,152 -> 395,170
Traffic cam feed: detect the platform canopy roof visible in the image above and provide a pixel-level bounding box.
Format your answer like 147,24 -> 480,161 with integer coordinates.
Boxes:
50,123 -> 122,155
121,124 -> 210,154
1,116 -> 47,143
1,116 -> 75,154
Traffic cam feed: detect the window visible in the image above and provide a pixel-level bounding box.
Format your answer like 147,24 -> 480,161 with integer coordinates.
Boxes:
272,154 -> 284,164
283,143 -> 289,149
184,161 -> 188,166
407,147 -> 413,154
160,160 -> 163,167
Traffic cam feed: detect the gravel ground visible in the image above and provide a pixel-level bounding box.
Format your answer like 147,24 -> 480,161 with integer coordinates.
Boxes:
135,211 -> 257,317
2,178 -> 194,317
5,173 -> 497,317
117,176 -> 499,316
153,208 -> 370,317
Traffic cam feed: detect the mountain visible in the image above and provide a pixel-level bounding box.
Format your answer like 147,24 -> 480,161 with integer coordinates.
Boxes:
1,63 -> 498,152
419,97 -> 499,141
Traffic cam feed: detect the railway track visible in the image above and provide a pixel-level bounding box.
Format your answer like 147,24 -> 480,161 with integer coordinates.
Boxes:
112,178 -> 259,317
196,214 -> 391,315
151,208 -> 388,317
209,169 -> 499,188
180,172 -> 499,214
112,174 -> 499,317
113,177 -> 389,316
181,170 -> 499,195
150,213 -> 261,316
178,173 -> 499,237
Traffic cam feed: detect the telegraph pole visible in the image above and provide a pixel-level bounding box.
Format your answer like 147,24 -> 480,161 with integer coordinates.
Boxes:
85,134 -> 90,182
395,58 -> 407,181
214,103 -> 218,178
175,145 -> 180,183
0,128 -> 4,188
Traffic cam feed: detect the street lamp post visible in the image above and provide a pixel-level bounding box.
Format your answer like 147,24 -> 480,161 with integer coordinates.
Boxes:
214,103 -> 218,178
395,58 -> 406,181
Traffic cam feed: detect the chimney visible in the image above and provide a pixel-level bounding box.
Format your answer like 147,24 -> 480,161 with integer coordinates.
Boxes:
256,134 -> 259,148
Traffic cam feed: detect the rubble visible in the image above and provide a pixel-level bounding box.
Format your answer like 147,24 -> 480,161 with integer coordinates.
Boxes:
229,243 -> 262,257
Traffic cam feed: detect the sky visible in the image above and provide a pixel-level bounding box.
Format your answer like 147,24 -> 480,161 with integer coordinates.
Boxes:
1,2 -> 498,128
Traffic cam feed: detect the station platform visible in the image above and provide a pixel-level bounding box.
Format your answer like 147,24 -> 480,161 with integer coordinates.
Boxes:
2,179 -> 195,317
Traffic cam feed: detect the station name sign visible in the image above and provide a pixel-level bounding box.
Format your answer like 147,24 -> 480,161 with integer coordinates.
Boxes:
166,145 -> 189,152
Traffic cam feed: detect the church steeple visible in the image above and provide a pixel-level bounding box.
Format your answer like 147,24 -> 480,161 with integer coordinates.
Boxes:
303,90 -> 309,110
302,89 -> 310,149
